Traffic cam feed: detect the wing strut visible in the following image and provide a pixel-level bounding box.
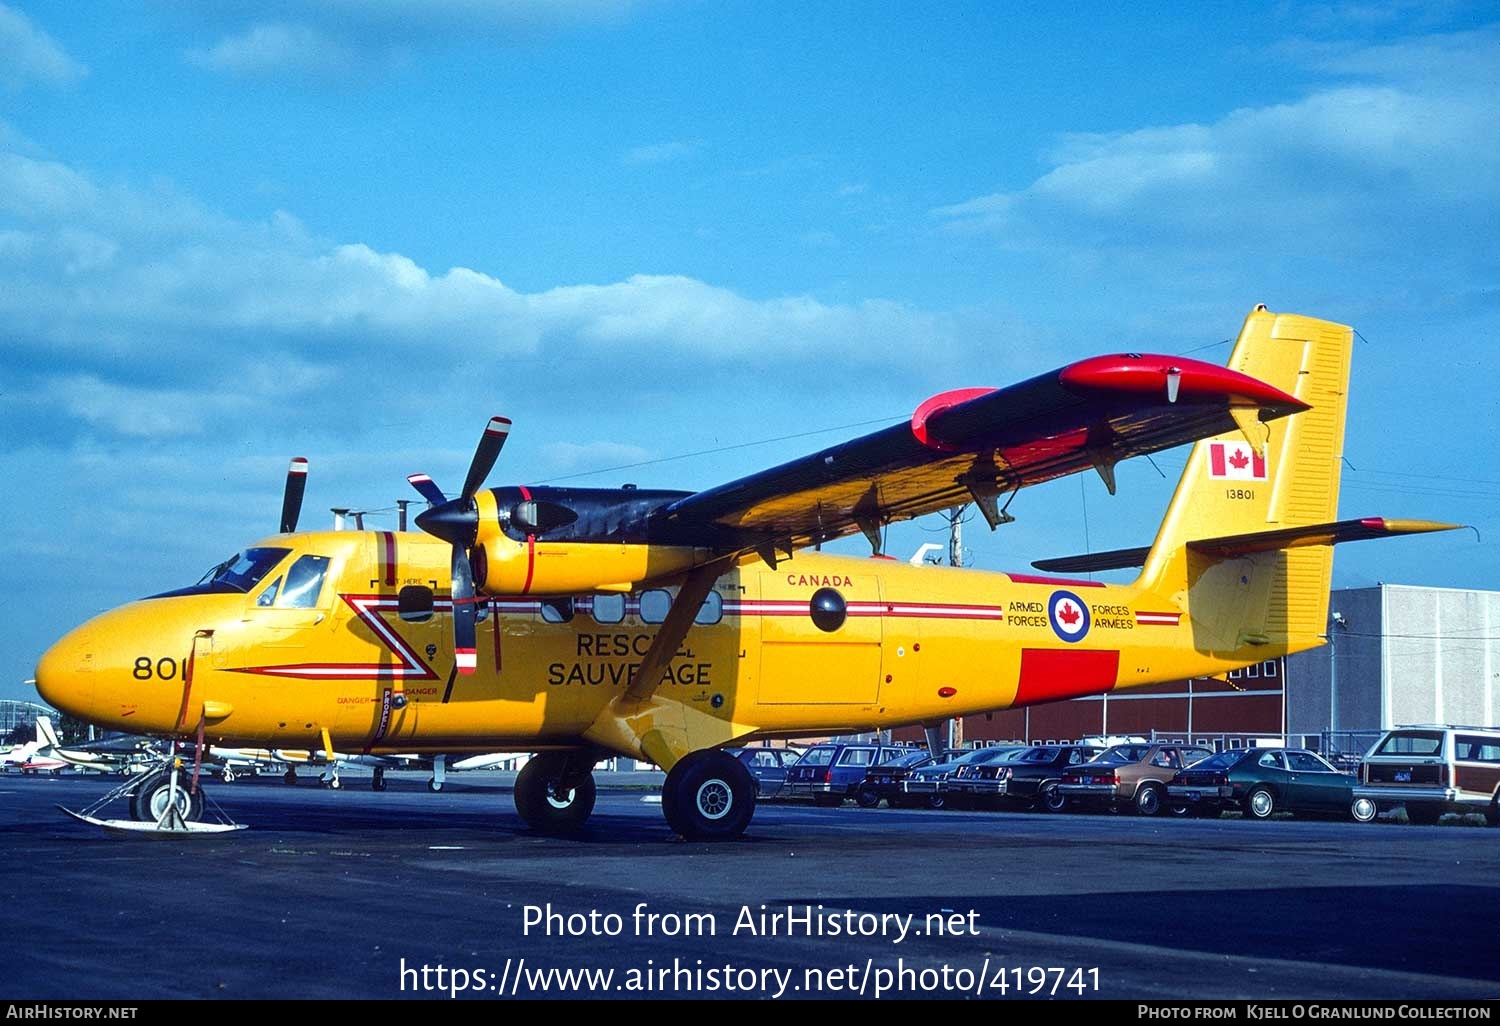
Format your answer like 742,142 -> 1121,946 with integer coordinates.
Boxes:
623,561 -> 728,704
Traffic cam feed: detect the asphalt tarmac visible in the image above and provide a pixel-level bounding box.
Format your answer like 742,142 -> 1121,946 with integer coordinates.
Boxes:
3,769 -> 1498,1003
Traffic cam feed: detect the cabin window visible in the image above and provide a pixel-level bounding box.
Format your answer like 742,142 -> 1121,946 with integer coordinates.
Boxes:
592,593 -> 625,625
540,598 -> 574,624
278,555 -> 330,608
639,590 -> 671,624
398,585 -> 434,623
695,591 -> 723,625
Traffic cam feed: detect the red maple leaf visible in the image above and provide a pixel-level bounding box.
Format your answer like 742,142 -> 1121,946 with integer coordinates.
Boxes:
1058,602 -> 1080,626
1228,448 -> 1250,470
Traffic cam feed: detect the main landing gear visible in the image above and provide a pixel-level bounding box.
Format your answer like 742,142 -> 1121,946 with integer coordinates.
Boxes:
661,749 -> 757,840
513,752 -> 598,834
510,749 -> 759,840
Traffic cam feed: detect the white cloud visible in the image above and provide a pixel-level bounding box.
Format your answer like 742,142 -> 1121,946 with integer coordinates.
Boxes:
934,27 -> 1500,252
177,1 -> 647,79
622,141 -> 699,166
186,21 -> 359,79
0,4 -> 87,91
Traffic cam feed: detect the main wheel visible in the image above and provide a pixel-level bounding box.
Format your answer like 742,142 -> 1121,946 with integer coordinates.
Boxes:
1350,797 -> 1379,823
1038,780 -> 1066,813
662,749 -> 756,840
514,753 -> 597,834
1133,784 -> 1164,817
283,769 -> 297,786
129,768 -> 205,824
1247,786 -> 1277,820
371,768 -> 387,792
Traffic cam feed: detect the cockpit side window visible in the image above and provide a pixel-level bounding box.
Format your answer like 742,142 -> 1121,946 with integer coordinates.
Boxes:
257,577 -> 282,607
278,555 -> 330,608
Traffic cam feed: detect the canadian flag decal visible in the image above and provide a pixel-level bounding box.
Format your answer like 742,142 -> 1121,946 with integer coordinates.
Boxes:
1208,441 -> 1267,480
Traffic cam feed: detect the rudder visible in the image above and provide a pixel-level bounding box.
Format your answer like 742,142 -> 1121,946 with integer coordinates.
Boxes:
1138,305 -> 1353,656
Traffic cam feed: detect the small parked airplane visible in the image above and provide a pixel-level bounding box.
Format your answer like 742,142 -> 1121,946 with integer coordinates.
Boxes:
34,305 -> 1460,839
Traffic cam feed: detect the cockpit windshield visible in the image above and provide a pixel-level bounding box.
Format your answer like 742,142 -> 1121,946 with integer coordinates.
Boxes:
198,548 -> 292,593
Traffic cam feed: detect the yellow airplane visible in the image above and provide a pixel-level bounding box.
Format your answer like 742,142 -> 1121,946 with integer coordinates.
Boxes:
34,305 -> 1459,839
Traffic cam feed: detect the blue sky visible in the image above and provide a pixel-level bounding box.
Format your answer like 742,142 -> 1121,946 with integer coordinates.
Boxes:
3,1 -> 1497,705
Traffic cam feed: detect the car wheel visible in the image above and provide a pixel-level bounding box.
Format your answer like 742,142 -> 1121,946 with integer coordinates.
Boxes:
1167,802 -> 1193,817
1038,781 -> 1066,813
1485,798 -> 1500,828
1350,797 -> 1379,823
1133,784 -> 1164,817
1247,786 -> 1276,820
923,794 -> 945,810
854,787 -> 880,809
1404,803 -> 1442,826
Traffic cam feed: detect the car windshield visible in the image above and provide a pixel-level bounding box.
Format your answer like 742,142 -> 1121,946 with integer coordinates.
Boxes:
1192,750 -> 1247,771
1097,744 -> 1152,765
1012,747 -> 1062,763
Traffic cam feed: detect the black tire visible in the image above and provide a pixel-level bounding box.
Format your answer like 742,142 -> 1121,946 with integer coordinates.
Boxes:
1350,797 -> 1379,823
1404,803 -> 1442,826
663,749 -> 756,840
427,778 -> 443,793
1485,798 -> 1500,828
854,786 -> 881,809
1038,780 -> 1066,813
283,769 -> 297,786
923,793 -> 945,810
1133,784 -> 1164,817
129,768 -> 205,824
371,769 -> 387,792
514,753 -> 596,834
1247,786 -> 1277,820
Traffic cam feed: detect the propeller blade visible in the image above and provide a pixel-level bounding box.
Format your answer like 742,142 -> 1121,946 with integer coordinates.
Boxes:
451,546 -> 477,675
460,417 -> 511,501
280,458 -> 308,533
406,473 -> 448,507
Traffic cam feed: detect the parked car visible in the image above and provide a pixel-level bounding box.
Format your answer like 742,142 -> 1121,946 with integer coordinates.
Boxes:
853,750 -> 936,808
901,746 -> 1019,809
939,745 -> 1033,807
1352,725 -> 1500,825
1166,747 -> 1364,820
983,743 -> 1108,812
783,742 -> 913,806
1058,741 -> 1215,816
725,746 -> 802,800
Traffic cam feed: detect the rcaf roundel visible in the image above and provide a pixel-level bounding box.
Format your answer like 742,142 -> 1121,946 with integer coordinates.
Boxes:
1207,441 -> 1266,480
1047,590 -> 1090,643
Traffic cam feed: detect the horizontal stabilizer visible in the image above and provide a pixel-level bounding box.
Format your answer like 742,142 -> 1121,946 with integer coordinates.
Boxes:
1033,517 -> 1462,574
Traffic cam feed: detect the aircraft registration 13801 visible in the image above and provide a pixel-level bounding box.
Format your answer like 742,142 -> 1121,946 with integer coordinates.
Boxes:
34,305 -> 1459,839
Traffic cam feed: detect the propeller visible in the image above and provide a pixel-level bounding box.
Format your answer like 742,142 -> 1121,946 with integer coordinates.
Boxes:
408,417 -> 511,675
280,458 -> 308,533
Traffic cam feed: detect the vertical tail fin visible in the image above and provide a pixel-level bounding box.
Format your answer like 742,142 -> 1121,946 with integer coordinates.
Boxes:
1137,305 -> 1353,656
36,715 -> 63,749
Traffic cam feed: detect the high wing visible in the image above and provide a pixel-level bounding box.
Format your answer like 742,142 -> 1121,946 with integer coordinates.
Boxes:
656,352 -> 1307,558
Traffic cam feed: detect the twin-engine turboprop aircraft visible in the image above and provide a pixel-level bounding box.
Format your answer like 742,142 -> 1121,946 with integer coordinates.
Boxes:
34,306 -> 1458,839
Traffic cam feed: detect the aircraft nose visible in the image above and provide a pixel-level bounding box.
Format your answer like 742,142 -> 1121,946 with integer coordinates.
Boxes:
34,625 -> 97,721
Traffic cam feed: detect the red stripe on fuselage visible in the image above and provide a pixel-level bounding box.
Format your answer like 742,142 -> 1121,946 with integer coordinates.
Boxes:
518,485 -> 536,594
